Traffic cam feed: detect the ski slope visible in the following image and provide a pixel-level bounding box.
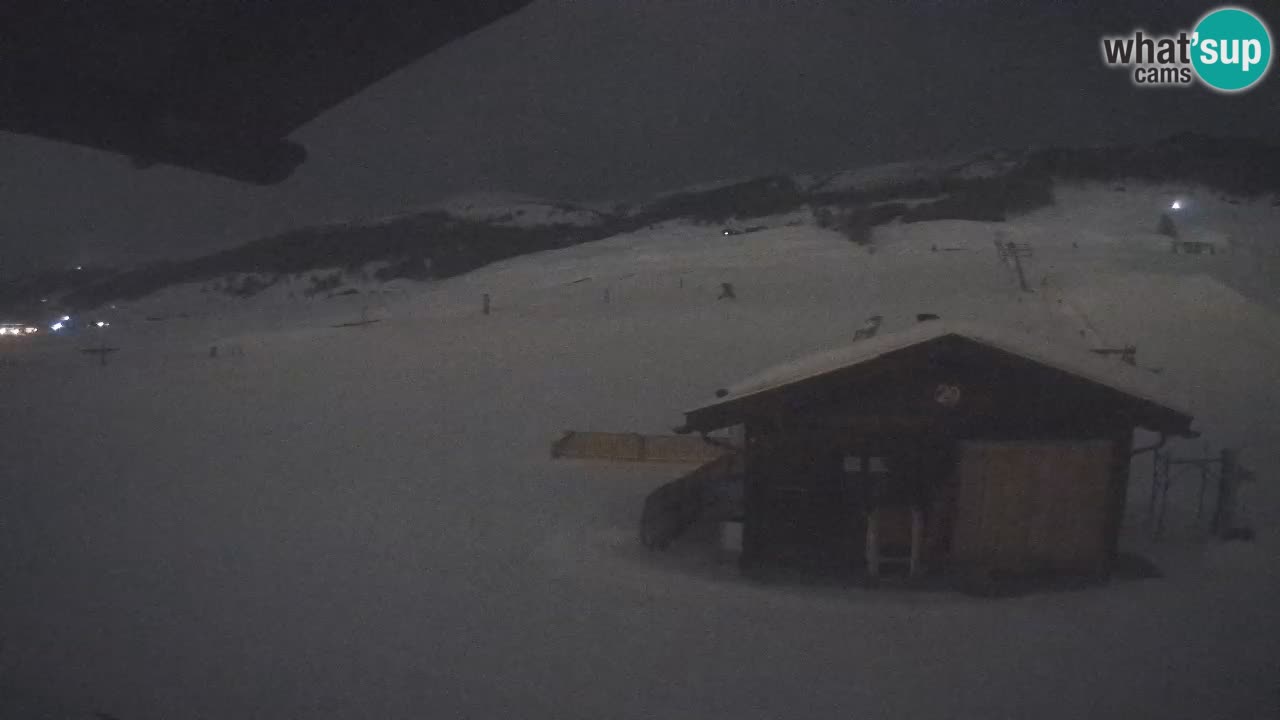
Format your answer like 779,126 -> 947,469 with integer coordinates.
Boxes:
1,182 -> 1278,720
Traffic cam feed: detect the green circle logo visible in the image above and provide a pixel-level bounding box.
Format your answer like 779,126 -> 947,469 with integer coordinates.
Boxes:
1192,7 -> 1272,92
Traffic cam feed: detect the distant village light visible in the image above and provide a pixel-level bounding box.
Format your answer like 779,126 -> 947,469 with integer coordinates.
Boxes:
1171,200 -> 1182,210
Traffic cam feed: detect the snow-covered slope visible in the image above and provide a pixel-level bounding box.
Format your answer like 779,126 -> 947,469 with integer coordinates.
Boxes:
2,181 -> 1279,720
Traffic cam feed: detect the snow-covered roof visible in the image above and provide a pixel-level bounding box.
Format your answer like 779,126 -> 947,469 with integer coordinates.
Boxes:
685,320 -> 1193,422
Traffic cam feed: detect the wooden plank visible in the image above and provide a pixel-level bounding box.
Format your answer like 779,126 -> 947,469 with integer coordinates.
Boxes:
952,442 -> 990,565
952,440 -> 1114,575
551,431 -> 730,463
1008,448 -> 1036,570
1023,442 -> 1105,571
997,448 -> 1029,570
1026,449 -> 1063,563
1063,442 -> 1112,571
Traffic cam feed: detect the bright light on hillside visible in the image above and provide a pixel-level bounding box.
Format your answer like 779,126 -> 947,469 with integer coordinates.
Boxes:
1171,200 -> 1182,210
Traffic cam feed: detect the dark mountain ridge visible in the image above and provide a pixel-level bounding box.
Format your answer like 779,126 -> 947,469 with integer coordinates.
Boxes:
5,133 -> 1278,315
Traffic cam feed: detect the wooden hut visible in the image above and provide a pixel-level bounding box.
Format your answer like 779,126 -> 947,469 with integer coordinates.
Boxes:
674,322 -> 1194,581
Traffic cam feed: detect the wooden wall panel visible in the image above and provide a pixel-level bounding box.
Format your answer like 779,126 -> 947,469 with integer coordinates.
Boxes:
952,440 -> 1115,575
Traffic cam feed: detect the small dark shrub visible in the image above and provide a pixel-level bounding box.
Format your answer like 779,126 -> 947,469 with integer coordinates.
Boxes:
226,274 -> 275,298
304,272 -> 343,297
839,216 -> 873,245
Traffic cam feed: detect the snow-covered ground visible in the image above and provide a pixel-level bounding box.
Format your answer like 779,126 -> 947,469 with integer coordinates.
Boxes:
2,182 -> 1278,719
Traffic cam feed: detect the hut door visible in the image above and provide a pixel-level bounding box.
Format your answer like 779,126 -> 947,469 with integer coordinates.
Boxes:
951,440 -> 1115,575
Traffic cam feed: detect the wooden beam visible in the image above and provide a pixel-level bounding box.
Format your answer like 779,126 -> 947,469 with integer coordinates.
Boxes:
550,431 -> 730,463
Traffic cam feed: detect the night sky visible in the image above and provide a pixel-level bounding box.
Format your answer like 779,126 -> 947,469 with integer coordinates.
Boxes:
2,0 -> 1278,273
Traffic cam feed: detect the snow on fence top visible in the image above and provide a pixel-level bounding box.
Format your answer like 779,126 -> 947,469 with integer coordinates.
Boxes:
687,320 -> 1193,419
